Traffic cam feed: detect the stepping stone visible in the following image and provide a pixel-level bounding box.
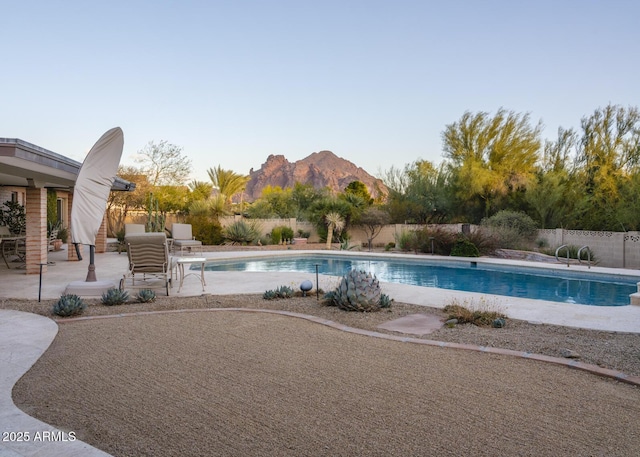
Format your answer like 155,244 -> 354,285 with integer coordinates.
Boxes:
377,313 -> 444,336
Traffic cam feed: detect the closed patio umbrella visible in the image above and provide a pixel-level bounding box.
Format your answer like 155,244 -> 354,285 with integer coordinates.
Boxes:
70,127 -> 124,282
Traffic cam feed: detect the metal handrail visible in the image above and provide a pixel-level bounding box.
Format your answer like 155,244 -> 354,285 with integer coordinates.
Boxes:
577,245 -> 592,269
555,244 -> 570,267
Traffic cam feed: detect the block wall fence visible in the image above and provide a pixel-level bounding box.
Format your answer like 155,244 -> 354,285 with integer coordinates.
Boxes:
121,212 -> 640,270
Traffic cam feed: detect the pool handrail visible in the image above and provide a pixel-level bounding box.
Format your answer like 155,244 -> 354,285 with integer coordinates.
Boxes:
578,245 -> 592,269
555,244 -> 570,267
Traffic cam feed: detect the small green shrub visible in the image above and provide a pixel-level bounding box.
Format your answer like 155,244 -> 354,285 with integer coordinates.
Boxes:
384,242 -> 395,251
101,288 -> 130,306
297,229 -> 311,238
450,237 -> 480,257
269,226 -> 295,244
53,294 -> 86,317
136,289 -> 156,303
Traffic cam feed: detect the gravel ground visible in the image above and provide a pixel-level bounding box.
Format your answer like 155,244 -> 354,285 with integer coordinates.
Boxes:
3,293 -> 640,377
11,306 -> 640,457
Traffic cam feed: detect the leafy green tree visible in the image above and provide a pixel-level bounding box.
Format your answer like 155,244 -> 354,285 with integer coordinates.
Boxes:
442,108 -> 542,220
344,180 -> 372,204
291,182 -> 329,219
107,165 -> 151,236
357,206 -> 391,250
383,160 -> 453,223
135,140 -> 192,186
571,104 -> 640,229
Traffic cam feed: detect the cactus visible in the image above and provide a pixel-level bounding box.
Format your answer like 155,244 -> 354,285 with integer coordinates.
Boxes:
379,293 -> 393,309
53,294 -> 86,317
101,288 -> 130,306
146,192 -> 166,233
327,269 -> 387,312
136,289 -> 156,303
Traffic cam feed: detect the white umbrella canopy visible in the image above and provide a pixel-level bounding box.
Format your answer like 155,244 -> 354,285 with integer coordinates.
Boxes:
71,127 -> 124,246
69,127 -> 124,283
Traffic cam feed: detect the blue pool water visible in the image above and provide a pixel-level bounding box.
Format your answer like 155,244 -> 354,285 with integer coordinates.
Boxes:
204,255 -> 640,306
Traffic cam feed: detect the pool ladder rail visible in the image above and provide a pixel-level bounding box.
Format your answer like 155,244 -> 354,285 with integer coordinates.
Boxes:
555,245 -> 592,269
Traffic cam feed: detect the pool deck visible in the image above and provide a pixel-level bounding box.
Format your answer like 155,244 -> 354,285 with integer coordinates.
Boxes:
1,247 -> 639,456
1,247 -> 639,333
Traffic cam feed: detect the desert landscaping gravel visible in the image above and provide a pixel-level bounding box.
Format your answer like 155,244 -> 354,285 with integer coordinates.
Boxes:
6,294 -> 640,456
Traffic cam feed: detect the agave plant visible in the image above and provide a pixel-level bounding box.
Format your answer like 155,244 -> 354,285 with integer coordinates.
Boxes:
326,269 -> 387,312
136,289 -> 156,303
52,294 -> 86,317
101,288 -> 130,306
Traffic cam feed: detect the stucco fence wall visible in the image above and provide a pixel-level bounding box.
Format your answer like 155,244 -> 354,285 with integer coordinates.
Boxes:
120,212 -> 640,269
537,229 -> 640,269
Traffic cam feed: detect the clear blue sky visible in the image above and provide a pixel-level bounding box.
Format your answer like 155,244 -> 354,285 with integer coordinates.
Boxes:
2,0 -> 638,183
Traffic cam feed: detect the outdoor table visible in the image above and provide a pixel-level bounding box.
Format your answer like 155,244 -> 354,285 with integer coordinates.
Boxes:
175,257 -> 207,293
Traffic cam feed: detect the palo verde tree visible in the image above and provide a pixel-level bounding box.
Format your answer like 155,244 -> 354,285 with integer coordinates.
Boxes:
571,104 -> 640,230
382,160 -> 452,223
442,108 -> 542,221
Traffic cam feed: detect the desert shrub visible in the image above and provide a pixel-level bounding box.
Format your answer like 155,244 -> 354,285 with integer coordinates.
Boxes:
297,229 -> 311,238
481,210 -> 538,250
443,297 -> 506,326
395,230 -> 415,252
270,226 -> 294,244
101,288 -> 129,306
223,220 -> 262,245
188,214 -> 224,245
464,227 -> 500,255
450,237 -> 480,257
52,294 -> 86,317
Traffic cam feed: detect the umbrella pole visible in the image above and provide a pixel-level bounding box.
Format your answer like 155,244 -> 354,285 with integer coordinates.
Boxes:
85,245 -> 97,282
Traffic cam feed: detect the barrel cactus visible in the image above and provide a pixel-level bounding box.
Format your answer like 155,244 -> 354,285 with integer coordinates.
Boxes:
52,294 -> 86,317
328,269 -> 385,312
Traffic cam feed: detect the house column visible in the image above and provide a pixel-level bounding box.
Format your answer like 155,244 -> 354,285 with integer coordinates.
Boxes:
25,187 -> 48,274
96,215 -> 108,253
67,191 -> 82,261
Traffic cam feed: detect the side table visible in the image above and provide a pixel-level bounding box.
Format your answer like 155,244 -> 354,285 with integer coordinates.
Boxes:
175,257 -> 207,293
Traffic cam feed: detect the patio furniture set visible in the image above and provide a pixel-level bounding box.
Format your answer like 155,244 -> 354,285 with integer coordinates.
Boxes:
119,223 -> 206,296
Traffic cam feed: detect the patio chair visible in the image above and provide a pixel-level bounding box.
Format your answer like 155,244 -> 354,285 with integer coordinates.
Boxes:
1,226 -> 26,269
120,232 -> 171,296
124,223 -> 146,236
171,223 -> 202,256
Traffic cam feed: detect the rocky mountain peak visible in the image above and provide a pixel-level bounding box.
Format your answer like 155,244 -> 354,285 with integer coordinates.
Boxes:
244,151 -> 386,201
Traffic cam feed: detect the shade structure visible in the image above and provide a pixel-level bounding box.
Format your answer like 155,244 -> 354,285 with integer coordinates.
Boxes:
70,127 -> 124,246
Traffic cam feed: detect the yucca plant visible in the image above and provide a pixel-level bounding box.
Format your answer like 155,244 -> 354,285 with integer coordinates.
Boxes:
52,294 -> 86,317
101,288 -> 130,306
136,289 -> 156,303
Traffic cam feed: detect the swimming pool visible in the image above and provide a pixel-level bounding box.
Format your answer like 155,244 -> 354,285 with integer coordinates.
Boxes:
204,255 -> 639,306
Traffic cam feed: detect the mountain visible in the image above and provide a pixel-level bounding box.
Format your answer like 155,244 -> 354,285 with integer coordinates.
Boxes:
244,150 -> 387,201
